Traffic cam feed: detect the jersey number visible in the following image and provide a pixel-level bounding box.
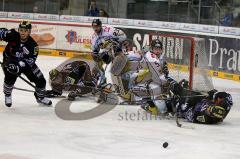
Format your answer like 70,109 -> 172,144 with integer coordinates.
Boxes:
103,27 -> 111,32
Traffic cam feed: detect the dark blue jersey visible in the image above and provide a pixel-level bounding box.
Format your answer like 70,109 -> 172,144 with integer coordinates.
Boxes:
0,28 -> 38,67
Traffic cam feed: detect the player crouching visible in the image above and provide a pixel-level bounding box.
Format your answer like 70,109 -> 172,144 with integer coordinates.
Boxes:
47,60 -> 97,101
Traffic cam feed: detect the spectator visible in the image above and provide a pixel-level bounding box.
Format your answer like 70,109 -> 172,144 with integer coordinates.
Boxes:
99,9 -> 109,17
220,6 -> 234,26
86,0 -> 99,17
32,5 -> 39,13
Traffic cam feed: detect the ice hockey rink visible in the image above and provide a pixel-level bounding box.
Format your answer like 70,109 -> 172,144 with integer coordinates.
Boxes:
0,55 -> 240,159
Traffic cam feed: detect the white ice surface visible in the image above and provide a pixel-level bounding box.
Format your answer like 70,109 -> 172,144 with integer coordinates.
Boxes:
0,56 -> 240,159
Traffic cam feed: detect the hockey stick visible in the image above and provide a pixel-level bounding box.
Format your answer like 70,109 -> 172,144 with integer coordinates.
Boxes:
51,81 -> 114,95
175,113 -> 195,129
50,80 -> 118,104
12,86 -> 66,98
13,86 -> 35,93
119,93 -> 207,106
18,74 -> 36,88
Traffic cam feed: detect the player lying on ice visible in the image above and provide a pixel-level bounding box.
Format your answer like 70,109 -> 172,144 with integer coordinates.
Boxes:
0,21 -> 52,107
176,89 -> 233,124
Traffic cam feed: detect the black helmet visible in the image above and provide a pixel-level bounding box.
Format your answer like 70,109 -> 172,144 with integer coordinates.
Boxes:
213,92 -> 233,106
19,21 -> 32,29
151,39 -> 163,49
92,19 -> 102,26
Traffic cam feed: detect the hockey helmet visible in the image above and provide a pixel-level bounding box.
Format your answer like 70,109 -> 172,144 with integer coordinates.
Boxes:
151,39 -> 163,49
213,92 -> 233,106
92,19 -> 102,26
19,21 -> 32,30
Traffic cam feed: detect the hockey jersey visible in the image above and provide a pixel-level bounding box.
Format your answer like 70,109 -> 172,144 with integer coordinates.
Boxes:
91,25 -> 126,53
142,51 -> 167,85
0,28 -> 38,67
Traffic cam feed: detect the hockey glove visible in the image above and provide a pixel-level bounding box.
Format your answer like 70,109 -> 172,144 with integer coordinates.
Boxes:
207,105 -> 226,119
166,76 -> 183,96
207,89 -> 218,100
6,63 -> 20,75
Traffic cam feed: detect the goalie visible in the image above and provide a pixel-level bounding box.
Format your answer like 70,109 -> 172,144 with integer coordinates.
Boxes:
91,19 -> 127,88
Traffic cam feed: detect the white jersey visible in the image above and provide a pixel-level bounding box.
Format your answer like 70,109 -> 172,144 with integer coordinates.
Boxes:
142,51 -> 167,84
123,50 -> 142,72
91,25 -> 127,53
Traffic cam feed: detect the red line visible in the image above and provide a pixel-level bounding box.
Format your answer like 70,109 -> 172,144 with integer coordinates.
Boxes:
0,19 -> 92,27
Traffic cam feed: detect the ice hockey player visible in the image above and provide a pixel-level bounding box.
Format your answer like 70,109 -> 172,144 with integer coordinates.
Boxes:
47,59 -> 96,101
131,39 -> 176,115
0,21 -> 52,107
91,19 -> 127,87
177,90 -> 233,124
110,38 -> 179,110
110,39 -> 143,100
109,38 -> 180,111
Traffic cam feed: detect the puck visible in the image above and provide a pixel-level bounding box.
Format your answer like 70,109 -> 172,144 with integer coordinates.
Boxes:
163,142 -> 168,148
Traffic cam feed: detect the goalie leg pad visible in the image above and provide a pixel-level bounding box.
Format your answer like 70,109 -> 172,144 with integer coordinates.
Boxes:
110,54 -> 128,76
